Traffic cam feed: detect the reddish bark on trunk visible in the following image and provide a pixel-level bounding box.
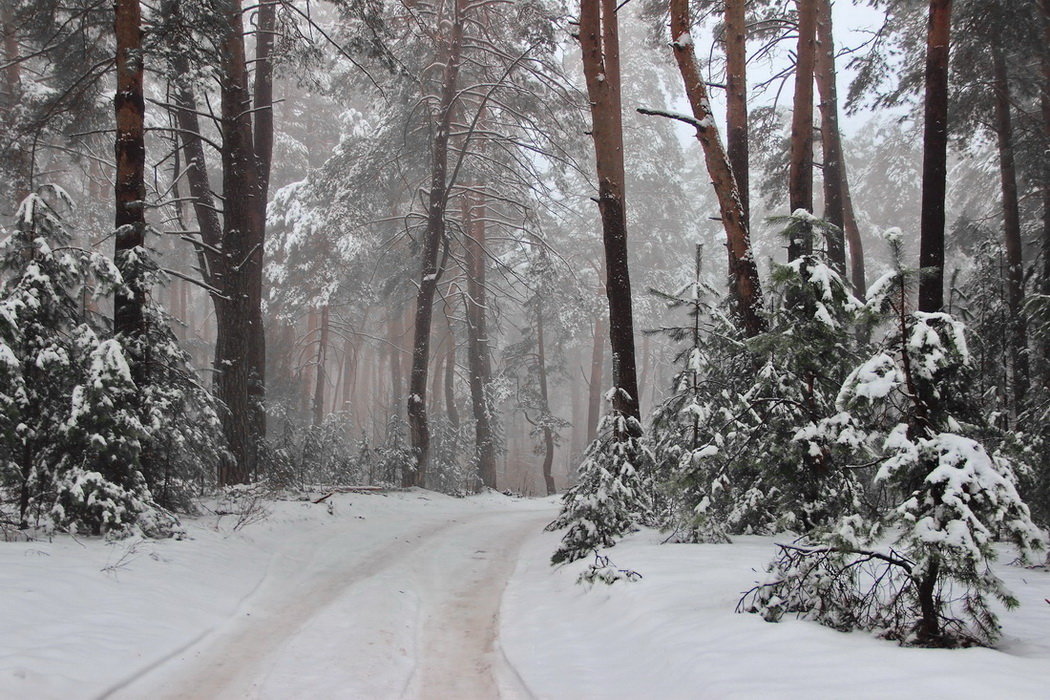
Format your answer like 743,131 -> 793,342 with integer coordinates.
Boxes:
918,0 -> 953,313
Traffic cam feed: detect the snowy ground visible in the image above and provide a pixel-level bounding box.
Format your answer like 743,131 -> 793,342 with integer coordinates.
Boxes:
1,490 -> 1048,699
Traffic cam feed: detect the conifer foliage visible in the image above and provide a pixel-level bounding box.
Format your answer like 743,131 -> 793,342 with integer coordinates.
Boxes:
547,406 -> 652,567
0,189 -> 221,536
740,232 -> 1045,647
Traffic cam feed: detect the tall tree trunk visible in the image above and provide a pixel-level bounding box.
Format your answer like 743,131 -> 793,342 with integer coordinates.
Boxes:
463,192 -> 497,487
991,35 -> 1029,409
444,323 -> 459,430
1037,0 -> 1049,385
536,296 -> 556,496
586,314 -> 605,444
389,306 -> 404,419
312,305 -> 330,426
661,0 -> 765,336
814,0 -> 846,273
345,338 -> 359,412
841,164 -> 867,298
113,0 -> 147,357
215,0 -> 263,484
113,0 -> 149,481
571,353 -> 585,459
408,0 -> 464,487
580,0 -> 641,423
2,4 -> 29,203
247,0 -> 277,441
788,0 -> 817,261
918,0 -> 952,313
724,0 -> 749,226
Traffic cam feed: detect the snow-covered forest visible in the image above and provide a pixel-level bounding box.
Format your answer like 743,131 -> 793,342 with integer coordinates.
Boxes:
1,0 -> 1048,696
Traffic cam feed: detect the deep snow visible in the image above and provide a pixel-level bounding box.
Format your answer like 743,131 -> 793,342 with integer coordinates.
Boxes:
1,490 -> 1048,699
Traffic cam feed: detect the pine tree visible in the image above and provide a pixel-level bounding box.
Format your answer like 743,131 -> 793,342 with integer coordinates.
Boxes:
547,406 -> 652,565
744,231 -> 1046,647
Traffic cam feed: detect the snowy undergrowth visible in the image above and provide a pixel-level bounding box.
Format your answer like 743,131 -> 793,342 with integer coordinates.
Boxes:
501,526 -> 1050,700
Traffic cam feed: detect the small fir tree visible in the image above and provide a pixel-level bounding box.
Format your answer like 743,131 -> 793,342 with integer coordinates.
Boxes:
743,230 -> 1046,647
650,217 -> 865,541
546,400 -> 652,566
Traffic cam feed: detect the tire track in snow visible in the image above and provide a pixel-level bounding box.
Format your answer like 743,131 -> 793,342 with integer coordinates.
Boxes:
105,503 -> 552,699
403,511 -> 545,700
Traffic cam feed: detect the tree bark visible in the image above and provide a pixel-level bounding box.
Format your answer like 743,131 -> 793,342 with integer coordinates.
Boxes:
724,0 -> 749,226
341,337 -> 355,413
215,0 -> 264,484
536,296 -> 556,496
312,305 -> 330,426
586,314 -> 605,444
389,306 -> 404,420
788,0 -> 817,261
463,192 -> 497,488
664,0 -> 765,337
991,35 -> 1029,409
918,0 -> 953,313
113,0 -> 149,481
580,0 -> 640,422
444,319 -> 459,430
247,0 -> 277,441
408,0 -> 464,485
841,163 -> 867,298
1034,0 -> 1049,390
2,4 -> 29,203
814,0 -> 846,273
113,0 -> 148,361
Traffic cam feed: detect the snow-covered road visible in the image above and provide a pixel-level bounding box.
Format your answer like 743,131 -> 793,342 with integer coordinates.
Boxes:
4,490 -> 1049,700
103,497 -> 552,699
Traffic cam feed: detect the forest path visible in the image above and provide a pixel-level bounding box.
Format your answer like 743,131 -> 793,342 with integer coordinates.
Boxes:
105,496 -> 554,700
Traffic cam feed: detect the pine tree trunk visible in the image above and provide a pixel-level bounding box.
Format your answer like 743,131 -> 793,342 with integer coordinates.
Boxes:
407,0 -> 464,486
788,0 -> 817,261
841,164 -> 867,298
389,307 -> 404,420
2,4 -> 29,203
1044,0 -> 1050,300
586,314 -> 605,444
247,0 -> 276,442
444,322 -> 459,430
216,0 -> 264,484
113,0 -> 147,360
463,192 -> 497,487
664,0 -> 765,337
814,0 -> 846,273
580,0 -> 641,423
113,0 -> 150,485
312,305 -> 330,426
918,0 -> 952,313
725,0 -> 749,226
536,296 -> 556,496
991,36 -> 1029,409
1039,1 -> 1050,387
916,555 -> 942,644
726,0 -> 751,224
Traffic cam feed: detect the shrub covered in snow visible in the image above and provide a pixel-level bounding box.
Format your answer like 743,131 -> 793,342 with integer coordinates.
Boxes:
0,188 -> 222,535
650,224 -> 866,541
52,468 -> 149,537
744,234 -> 1046,647
547,406 -> 652,565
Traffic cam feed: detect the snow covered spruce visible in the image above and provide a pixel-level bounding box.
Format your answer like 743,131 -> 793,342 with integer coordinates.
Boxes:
740,229 -> 1046,647
546,401 -> 652,583
1,189 -> 222,538
549,220 -> 1047,648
